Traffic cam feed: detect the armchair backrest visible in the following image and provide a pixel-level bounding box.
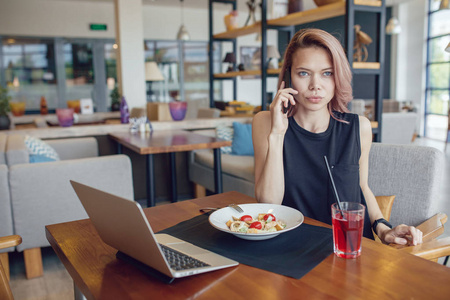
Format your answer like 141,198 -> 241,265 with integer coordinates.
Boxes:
368,143 -> 444,227
5,134 -> 29,166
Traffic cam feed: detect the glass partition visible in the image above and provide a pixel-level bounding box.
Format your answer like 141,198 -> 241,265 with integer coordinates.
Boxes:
2,38 -> 58,111
63,42 -> 95,108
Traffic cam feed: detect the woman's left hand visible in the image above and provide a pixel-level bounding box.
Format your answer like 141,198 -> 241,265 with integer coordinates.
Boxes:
382,224 -> 423,246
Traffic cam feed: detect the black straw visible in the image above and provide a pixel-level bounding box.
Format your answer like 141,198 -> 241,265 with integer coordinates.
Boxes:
323,156 -> 344,217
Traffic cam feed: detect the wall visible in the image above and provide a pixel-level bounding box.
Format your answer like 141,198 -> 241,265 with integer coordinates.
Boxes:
395,0 -> 428,134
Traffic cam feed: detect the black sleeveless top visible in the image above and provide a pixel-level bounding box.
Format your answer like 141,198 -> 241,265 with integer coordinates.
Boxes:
282,112 -> 374,239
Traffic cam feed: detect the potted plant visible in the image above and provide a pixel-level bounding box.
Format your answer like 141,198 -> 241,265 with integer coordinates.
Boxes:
0,85 -> 11,130
110,87 -> 121,112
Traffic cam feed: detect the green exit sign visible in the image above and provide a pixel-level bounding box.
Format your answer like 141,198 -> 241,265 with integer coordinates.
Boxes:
90,24 -> 107,31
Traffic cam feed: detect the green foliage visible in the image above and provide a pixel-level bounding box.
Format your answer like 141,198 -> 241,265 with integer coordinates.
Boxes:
110,87 -> 120,104
0,86 -> 11,116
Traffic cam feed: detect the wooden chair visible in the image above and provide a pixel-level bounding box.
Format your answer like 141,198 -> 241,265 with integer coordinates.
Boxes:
369,143 -> 450,263
0,235 -> 22,300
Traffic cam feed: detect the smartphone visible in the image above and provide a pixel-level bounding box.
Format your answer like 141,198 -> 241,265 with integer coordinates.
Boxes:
283,67 -> 292,114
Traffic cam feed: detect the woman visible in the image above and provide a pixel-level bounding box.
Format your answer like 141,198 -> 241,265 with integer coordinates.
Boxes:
252,28 -> 422,245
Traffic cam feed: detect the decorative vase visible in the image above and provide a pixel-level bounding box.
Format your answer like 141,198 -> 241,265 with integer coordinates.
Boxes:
288,0 -> 303,13
56,108 -> 74,127
224,13 -> 238,31
120,97 -> 130,124
0,115 -> 11,130
40,96 -> 48,115
313,0 -> 341,7
169,101 -> 187,121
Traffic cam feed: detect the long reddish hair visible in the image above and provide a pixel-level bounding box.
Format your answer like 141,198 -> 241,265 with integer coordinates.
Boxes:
277,28 -> 352,122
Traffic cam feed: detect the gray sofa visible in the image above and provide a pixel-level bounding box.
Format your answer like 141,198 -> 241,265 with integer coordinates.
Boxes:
189,137 -> 444,228
3,134 -> 134,279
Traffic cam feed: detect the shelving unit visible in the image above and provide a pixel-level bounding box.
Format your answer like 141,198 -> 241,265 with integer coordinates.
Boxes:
208,0 -> 385,140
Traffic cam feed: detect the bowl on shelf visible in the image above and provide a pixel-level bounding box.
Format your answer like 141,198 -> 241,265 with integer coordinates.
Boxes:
10,102 -> 26,116
168,101 -> 187,121
56,108 -> 75,127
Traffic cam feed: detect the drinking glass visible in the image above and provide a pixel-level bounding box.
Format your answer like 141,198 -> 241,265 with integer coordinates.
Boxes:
331,202 -> 365,259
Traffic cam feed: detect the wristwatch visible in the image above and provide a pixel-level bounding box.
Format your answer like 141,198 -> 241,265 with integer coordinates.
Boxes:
372,218 -> 393,236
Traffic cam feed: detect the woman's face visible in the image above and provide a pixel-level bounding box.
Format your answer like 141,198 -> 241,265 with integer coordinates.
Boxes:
290,47 -> 335,113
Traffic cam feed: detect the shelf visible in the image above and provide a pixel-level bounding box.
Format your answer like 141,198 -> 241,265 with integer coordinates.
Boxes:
213,22 -> 261,39
354,0 -> 382,7
268,1 -> 346,27
353,62 -> 380,69
214,68 -> 281,78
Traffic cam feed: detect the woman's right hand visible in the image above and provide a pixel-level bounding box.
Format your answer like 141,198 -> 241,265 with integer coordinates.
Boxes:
269,81 -> 297,135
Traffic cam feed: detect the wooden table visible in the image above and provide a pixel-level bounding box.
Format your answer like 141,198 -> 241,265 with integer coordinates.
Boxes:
46,192 -> 450,300
109,130 -> 231,207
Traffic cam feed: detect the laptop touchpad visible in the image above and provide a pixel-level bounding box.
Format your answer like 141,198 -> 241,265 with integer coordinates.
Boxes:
169,242 -> 210,256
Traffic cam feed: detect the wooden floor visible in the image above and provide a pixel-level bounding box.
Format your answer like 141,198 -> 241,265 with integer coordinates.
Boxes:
8,137 -> 450,300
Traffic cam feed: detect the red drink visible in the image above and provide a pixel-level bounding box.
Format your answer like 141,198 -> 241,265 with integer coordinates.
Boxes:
331,202 -> 365,259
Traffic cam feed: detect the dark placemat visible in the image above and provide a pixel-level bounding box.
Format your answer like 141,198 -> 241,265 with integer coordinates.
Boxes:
159,213 -> 333,279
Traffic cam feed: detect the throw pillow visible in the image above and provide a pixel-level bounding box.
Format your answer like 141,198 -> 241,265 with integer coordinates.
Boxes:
216,124 -> 233,154
29,154 -> 58,163
24,135 -> 60,162
231,122 -> 254,156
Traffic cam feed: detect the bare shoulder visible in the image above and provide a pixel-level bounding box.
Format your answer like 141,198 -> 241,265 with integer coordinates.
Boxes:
253,111 -> 271,125
252,111 -> 271,141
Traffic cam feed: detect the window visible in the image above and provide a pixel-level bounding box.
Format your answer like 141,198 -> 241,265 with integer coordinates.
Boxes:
2,38 -> 57,111
425,0 -> 450,138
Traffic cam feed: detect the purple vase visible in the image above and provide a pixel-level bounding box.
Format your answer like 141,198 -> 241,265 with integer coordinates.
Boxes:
120,97 -> 129,124
169,101 -> 187,121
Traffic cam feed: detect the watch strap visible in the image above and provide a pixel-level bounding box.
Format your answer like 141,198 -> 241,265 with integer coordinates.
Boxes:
372,218 -> 393,236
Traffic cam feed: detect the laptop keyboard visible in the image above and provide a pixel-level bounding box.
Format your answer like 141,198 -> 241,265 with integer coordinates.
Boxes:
159,244 -> 211,271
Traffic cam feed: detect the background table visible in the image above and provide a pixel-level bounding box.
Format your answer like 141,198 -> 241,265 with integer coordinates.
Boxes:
109,130 -> 231,207
46,192 -> 450,300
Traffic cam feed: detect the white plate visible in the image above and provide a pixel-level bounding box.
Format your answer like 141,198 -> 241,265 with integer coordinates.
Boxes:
208,203 -> 304,241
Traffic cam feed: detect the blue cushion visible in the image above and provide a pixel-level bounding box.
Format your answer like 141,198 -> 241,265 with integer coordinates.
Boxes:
24,135 -> 60,162
231,122 -> 254,156
215,125 -> 234,154
29,154 -> 57,163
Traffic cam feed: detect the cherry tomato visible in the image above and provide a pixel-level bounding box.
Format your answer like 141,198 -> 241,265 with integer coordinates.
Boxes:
263,214 -> 276,222
249,221 -> 262,230
240,215 -> 253,222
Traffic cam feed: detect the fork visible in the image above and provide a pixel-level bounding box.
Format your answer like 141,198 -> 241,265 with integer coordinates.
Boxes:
228,204 -> 244,213
199,204 -> 244,213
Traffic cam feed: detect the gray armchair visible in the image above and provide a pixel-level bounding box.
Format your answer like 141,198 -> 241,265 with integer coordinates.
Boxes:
5,134 -> 134,278
369,143 -> 450,261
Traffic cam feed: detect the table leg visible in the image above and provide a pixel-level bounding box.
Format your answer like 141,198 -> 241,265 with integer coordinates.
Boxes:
169,152 -> 177,202
74,282 -> 87,300
213,148 -> 223,194
117,142 -> 122,154
146,154 -> 156,207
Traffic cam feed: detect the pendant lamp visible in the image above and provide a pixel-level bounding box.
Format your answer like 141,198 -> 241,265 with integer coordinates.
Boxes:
177,0 -> 190,41
386,17 -> 401,35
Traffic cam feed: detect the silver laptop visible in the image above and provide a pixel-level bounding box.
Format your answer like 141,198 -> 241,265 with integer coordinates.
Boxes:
70,180 -> 238,280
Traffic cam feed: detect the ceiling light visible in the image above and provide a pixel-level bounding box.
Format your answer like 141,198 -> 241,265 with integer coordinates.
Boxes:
177,0 -> 190,41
